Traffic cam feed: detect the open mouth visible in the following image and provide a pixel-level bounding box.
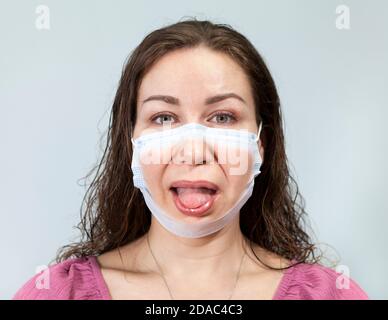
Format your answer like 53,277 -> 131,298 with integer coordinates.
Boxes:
169,181 -> 220,217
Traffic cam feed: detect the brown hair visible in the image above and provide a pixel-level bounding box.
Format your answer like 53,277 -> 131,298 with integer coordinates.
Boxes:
55,18 -> 323,270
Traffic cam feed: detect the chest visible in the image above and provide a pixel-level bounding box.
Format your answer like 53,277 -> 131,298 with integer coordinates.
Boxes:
100,268 -> 284,300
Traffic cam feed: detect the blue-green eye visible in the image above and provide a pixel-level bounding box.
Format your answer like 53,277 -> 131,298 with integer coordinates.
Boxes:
210,112 -> 237,124
150,111 -> 237,126
151,113 -> 176,125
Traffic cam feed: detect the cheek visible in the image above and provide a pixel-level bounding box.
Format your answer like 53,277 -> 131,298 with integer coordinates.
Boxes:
220,169 -> 251,210
142,164 -> 166,199
218,147 -> 254,199
136,143 -> 171,196
216,145 -> 253,178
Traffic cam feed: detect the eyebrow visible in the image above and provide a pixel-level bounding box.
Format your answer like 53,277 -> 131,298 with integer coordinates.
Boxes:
142,92 -> 246,106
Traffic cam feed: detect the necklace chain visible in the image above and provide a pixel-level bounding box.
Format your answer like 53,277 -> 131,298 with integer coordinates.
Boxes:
146,232 -> 246,300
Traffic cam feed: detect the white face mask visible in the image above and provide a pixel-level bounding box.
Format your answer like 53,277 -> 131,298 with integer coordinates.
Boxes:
131,122 -> 263,238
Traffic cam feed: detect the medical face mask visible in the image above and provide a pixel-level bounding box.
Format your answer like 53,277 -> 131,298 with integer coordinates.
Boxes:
131,122 -> 263,238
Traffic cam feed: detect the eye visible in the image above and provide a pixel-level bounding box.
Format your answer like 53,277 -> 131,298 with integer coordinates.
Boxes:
209,111 -> 237,125
150,111 -> 237,126
151,113 -> 176,125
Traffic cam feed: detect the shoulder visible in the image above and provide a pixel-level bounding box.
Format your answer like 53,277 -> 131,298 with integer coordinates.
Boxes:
12,256 -> 108,300
274,261 -> 369,300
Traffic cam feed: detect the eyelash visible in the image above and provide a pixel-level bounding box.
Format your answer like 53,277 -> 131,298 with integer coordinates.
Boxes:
150,111 -> 238,125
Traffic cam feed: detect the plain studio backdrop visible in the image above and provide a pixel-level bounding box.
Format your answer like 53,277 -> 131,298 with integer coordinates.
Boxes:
0,0 -> 387,299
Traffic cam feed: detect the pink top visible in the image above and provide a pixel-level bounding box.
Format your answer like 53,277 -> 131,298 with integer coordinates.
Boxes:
12,255 -> 369,300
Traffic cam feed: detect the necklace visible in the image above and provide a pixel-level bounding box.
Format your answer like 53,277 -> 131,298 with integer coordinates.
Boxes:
146,232 -> 246,300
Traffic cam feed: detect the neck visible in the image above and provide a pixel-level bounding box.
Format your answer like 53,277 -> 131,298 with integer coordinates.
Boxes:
144,215 -> 249,279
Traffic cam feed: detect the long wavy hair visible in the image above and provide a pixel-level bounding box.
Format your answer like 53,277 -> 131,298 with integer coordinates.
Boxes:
55,18 -> 323,270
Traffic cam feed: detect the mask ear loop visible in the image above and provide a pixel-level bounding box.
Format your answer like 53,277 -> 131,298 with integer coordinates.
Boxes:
255,121 -> 263,143
256,121 -> 263,175
130,123 -> 135,145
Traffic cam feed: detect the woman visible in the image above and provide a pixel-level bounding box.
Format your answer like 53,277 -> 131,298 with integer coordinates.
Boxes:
13,19 -> 368,300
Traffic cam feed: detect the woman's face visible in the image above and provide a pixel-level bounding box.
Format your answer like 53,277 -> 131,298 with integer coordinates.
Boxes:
133,46 -> 264,221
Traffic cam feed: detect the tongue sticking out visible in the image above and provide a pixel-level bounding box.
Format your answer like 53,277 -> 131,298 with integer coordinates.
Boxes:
175,187 -> 214,209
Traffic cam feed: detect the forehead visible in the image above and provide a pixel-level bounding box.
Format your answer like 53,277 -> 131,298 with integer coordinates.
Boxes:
137,46 -> 254,106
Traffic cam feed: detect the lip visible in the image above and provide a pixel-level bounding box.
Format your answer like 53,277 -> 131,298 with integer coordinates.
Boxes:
170,180 -> 219,191
169,180 -> 220,217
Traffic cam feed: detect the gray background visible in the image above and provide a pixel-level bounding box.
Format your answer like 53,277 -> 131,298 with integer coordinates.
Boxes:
1,0 -> 387,299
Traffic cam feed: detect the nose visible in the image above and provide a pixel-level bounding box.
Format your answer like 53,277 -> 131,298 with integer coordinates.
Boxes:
171,135 -> 215,166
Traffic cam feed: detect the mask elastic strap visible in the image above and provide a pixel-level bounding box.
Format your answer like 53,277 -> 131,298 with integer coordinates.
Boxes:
255,121 -> 263,143
130,124 -> 137,145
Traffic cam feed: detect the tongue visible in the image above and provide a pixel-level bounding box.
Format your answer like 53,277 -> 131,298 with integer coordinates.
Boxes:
176,187 -> 213,209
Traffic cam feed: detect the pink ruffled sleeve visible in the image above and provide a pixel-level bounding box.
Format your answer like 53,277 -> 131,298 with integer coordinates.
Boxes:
12,256 -> 108,300
274,262 -> 369,300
